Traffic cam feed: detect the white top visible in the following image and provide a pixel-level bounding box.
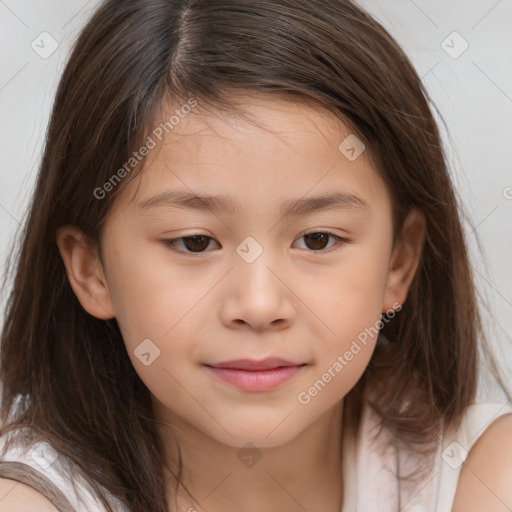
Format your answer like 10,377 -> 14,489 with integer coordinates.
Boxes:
0,428 -> 127,512
341,400 -> 512,511
1,401 -> 511,512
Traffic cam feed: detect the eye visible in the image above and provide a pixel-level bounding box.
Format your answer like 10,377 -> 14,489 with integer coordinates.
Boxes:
164,235 -> 220,254
293,231 -> 347,252
163,231 -> 347,255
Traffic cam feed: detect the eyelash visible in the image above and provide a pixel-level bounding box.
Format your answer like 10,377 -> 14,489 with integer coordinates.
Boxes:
162,231 -> 348,255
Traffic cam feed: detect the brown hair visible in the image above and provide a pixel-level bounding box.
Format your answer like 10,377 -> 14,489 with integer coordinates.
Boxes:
1,0 -> 509,510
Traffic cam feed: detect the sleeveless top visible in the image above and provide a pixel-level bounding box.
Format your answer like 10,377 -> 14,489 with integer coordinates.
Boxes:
341,400 -> 512,511
0,427 -> 127,512
1,401 -> 511,512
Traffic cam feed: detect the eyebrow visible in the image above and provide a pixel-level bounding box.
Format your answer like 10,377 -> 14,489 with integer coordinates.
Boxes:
137,190 -> 369,217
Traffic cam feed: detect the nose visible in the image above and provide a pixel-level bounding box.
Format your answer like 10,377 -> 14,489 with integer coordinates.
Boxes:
219,252 -> 296,332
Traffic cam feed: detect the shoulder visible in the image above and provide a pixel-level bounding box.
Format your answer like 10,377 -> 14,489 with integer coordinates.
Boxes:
0,435 -> 127,512
0,477 -> 60,511
452,412 -> 512,511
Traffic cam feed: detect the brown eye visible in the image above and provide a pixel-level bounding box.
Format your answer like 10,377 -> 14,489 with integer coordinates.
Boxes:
294,231 -> 346,252
164,231 -> 346,256
303,232 -> 330,250
165,235 -> 218,254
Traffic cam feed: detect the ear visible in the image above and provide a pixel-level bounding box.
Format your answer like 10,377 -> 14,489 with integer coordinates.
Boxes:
56,225 -> 115,320
382,208 -> 426,313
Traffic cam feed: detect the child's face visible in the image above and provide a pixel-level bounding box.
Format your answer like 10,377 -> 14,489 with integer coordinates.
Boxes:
60,93 -> 423,448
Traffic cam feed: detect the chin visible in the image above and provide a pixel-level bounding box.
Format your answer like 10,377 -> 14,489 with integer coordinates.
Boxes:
204,417 -> 306,450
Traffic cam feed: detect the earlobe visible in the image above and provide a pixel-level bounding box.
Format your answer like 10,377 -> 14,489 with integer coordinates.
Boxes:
382,208 -> 426,312
56,225 -> 115,320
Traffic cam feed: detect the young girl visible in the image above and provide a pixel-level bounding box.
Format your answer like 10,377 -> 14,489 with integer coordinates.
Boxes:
1,0 -> 511,511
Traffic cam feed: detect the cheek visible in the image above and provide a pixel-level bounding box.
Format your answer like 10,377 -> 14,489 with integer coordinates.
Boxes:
314,249 -> 389,342
301,240 -> 391,395
294,269 -> 384,415
105,241 -> 208,340
106,256 -> 217,407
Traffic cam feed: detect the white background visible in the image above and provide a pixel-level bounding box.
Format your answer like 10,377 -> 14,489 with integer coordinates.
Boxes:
1,0 -> 511,395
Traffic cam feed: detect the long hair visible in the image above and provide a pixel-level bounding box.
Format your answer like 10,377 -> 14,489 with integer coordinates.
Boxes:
1,0 -> 508,510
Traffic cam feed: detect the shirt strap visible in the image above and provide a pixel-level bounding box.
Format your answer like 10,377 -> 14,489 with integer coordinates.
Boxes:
0,460 -> 78,512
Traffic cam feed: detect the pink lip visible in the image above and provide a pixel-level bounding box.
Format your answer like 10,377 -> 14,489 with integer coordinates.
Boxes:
204,358 -> 306,391
207,358 -> 301,370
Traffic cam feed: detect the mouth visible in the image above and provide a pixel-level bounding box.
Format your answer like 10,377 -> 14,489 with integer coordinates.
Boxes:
204,358 -> 307,391
206,357 -> 303,371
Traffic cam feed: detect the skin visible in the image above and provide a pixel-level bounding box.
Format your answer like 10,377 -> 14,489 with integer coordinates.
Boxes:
51,93 -> 512,512
452,413 -> 512,511
0,479 -> 62,511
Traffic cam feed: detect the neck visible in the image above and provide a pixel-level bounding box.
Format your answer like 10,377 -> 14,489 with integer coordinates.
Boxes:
155,400 -> 344,512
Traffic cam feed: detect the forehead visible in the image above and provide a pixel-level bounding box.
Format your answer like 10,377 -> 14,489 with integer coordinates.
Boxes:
112,93 -> 389,219
148,93 -> 356,164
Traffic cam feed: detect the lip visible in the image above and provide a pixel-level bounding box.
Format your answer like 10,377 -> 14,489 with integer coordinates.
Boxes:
204,358 -> 307,391
207,358 -> 302,370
